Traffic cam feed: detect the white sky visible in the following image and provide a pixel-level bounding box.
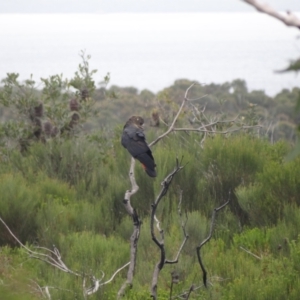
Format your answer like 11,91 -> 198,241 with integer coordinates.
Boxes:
0,0 -> 299,13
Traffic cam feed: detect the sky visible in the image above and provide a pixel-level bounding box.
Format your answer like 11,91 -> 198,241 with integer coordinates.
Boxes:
0,0 -> 300,14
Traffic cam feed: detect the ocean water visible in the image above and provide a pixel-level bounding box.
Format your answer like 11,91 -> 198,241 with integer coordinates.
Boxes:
0,13 -> 299,95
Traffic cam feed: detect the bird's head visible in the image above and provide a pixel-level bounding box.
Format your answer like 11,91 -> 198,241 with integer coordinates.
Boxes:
128,116 -> 144,127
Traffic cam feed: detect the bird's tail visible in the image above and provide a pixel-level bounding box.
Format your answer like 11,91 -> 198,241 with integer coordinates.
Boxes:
136,153 -> 157,177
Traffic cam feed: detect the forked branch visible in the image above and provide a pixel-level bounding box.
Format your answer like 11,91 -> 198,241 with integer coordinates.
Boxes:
85,262 -> 130,296
150,159 -> 186,299
150,82 -> 262,146
149,83 -> 197,147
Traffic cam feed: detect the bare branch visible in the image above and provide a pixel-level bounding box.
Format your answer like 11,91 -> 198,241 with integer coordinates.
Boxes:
1,216 -> 129,297
120,81 -> 257,298
149,83 -> 196,147
184,284 -> 195,300
119,157 -> 142,298
243,0 -> 300,29
123,158 -> 139,211
196,199 -> 230,287
150,82 -> 259,149
30,280 -> 51,299
117,212 -> 140,297
0,217 -> 80,277
174,124 -> 262,134
168,190 -> 190,300
166,190 -> 189,264
0,217 -> 34,252
86,262 -> 130,296
174,284 -> 204,300
119,84 -> 194,295
239,246 -> 262,260
150,160 -> 184,299
30,282 -> 75,300
105,262 -> 130,285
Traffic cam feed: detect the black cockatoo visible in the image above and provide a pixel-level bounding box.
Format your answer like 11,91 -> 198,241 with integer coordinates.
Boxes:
121,116 -> 156,177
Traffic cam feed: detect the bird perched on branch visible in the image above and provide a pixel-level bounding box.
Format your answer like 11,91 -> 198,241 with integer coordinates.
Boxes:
121,116 -> 156,177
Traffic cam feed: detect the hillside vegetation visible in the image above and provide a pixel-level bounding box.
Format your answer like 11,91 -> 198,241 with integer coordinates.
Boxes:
0,54 -> 299,299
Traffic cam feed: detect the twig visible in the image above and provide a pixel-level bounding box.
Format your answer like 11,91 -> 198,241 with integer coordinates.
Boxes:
0,216 -> 129,297
184,284 -> 195,300
173,276 -> 230,299
239,246 -> 262,260
173,124 -> 262,134
30,280 -> 76,300
149,83 -> 196,147
166,190 -> 189,264
173,284 -> 203,300
0,217 -> 80,277
86,262 -> 130,296
196,199 -> 230,287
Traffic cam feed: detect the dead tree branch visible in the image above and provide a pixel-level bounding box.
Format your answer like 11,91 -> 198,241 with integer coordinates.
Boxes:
123,158 -> 139,209
0,217 -> 80,277
85,262 -> 130,296
239,246 -> 262,260
173,124 -> 262,134
150,160 -> 187,299
118,157 -> 142,298
166,190 -> 189,265
243,0 -> 300,29
149,83 -> 196,147
184,284 -> 195,300
169,190 -> 189,300
120,83 -> 195,297
0,217 -> 129,298
119,85 -> 196,297
30,280 -> 75,300
174,284 -> 204,300
196,199 -> 230,287
120,82 -> 257,297
150,82 -> 262,148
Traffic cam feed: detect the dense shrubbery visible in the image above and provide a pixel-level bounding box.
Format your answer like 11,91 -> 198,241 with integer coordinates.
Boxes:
0,55 -> 300,299
1,131 -> 300,299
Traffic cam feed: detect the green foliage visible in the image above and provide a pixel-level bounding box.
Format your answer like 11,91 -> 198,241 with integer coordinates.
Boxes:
193,135 -> 285,224
237,157 -> 300,226
1,53 -> 300,299
0,247 -> 41,300
0,51 -> 108,152
278,56 -> 300,160
0,173 -> 39,245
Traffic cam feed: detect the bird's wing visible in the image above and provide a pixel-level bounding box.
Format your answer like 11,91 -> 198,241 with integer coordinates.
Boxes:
121,125 -> 150,158
125,125 -> 145,139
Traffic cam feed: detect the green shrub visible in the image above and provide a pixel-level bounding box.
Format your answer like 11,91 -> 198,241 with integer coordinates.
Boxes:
0,173 -> 39,245
0,247 -> 41,300
237,157 -> 300,226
